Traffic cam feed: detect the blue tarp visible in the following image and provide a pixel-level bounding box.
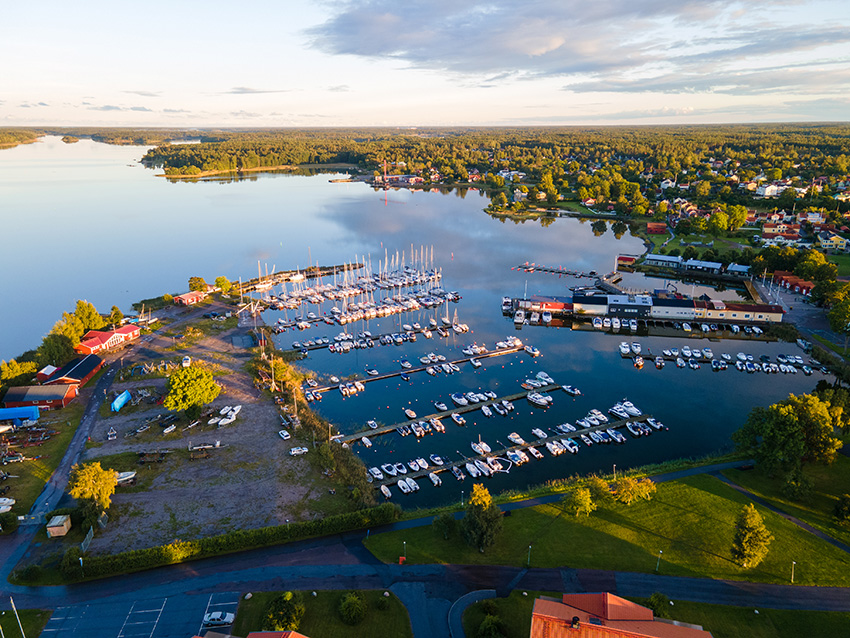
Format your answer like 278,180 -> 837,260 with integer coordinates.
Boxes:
0,406 -> 40,424
111,390 -> 132,412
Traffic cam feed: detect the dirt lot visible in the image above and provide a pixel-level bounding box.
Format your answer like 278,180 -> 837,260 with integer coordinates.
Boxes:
82,304 -> 341,555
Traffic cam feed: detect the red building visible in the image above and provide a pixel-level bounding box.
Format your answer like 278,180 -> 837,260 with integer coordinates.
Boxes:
2,385 -> 77,410
44,354 -> 103,387
773,270 -> 814,296
174,291 -> 207,306
74,325 -> 141,355
531,593 -> 711,638
646,222 -> 668,234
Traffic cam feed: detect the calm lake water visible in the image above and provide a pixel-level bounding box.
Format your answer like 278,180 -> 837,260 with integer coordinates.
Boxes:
3,137 -> 819,506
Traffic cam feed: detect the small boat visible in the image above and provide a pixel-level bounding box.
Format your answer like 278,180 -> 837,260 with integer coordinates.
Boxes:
361,436 -> 372,448
580,434 -> 593,446
162,424 -> 176,434
218,414 -> 235,426
115,471 -> 136,485
475,459 -> 492,477
465,462 -> 481,477
416,457 -> 429,470
481,405 -> 493,418
612,317 -> 621,331
394,462 -> 407,475
508,432 -> 526,445
531,427 -> 548,439
405,476 -> 419,492
404,408 -> 417,419
219,406 -> 233,415
527,392 -> 551,408
530,312 -> 539,324
492,403 -> 507,416
381,463 -> 397,476
631,342 -> 641,355
527,446 -> 543,459
397,479 -> 411,494
380,485 -> 392,499
366,368 -> 379,376
562,385 -> 581,396
621,400 -> 642,416
470,358 -> 482,368
633,356 -> 644,369
435,401 -> 448,411
452,466 -> 465,480
451,393 -> 469,407
430,454 -> 444,466
408,460 -> 420,472
429,472 -> 442,486
369,467 -> 384,480
524,345 -> 541,357
451,413 -> 466,425
654,356 -> 665,369
562,438 -> 579,454
471,441 -> 484,455
208,416 -> 221,425
593,317 -> 603,329
107,427 -> 117,441
619,342 -> 631,356
367,419 -> 378,430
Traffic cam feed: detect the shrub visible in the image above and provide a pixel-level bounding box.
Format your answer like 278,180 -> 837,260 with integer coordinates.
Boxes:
834,494 -> 850,524
646,592 -> 670,618
0,511 -> 20,533
477,614 -> 505,638
375,593 -> 390,611
60,547 -> 83,580
338,591 -> 366,625
433,512 -> 457,540
479,599 -> 498,616
263,591 -> 305,631
16,564 -> 43,582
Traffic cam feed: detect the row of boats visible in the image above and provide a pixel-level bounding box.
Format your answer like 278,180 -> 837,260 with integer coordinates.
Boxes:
597,316 -> 764,335
208,404 -> 242,426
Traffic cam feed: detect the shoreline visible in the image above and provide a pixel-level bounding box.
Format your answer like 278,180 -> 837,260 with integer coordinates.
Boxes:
158,163 -> 301,179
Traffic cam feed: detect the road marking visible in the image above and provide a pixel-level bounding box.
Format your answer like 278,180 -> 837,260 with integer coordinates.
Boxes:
148,598 -> 167,638
198,593 -> 214,636
116,601 -> 137,638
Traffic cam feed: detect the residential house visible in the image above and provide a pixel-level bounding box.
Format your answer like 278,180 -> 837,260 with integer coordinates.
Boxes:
74,325 -> 141,355
773,271 -> 814,295
2,385 -> 77,410
174,291 -> 207,306
43,354 -> 103,387
817,231 -> 848,251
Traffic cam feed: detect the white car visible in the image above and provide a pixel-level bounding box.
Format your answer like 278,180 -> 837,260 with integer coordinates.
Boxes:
278,429 -> 291,440
203,611 -> 235,626
289,446 -> 309,456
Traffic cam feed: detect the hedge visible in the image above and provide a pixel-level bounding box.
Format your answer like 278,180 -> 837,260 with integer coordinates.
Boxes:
68,502 -> 400,581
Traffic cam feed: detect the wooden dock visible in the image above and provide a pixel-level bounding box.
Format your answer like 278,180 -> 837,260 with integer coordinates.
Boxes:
512,263 -> 594,278
367,412 -> 659,491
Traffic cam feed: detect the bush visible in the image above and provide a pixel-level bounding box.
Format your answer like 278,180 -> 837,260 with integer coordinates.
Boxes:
375,593 -> 390,610
338,591 -> 366,625
263,591 -> 305,631
433,512 -> 457,540
15,564 -> 43,582
479,599 -> 498,616
835,494 -> 850,523
60,547 -> 83,580
477,614 -> 505,638
0,511 -> 20,533
646,592 -> 670,618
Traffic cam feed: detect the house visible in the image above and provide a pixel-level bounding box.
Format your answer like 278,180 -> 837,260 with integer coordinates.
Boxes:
174,291 -> 207,306
530,592 -> 712,638
818,231 -> 848,251
572,293 -> 609,316
756,183 -> 780,197
659,179 -> 676,190
723,302 -> 785,323
36,365 -> 58,383
773,271 -> 814,295
683,259 -> 722,275
644,254 -> 683,269
646,222 -> 667,234
74,325 -> 141,355
246,632 -> 311,638
43,354 -> 103,387
608,294 -> 653,318
46,514 -> 72,538
649,297 -> 696,320
725,263 -> 750,277
2,384 -> 78,410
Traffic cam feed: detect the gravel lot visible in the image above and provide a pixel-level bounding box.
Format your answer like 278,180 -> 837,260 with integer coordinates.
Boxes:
83,307 -> 338,555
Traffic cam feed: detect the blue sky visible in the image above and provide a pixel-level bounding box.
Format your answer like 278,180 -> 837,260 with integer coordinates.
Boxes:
3,0 -> 849,126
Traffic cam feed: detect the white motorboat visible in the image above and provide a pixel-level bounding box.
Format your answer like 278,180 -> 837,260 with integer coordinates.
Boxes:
514,310 -> 525,324
451,413 -> 466,425
508,432 -> 526,445
416,457 -> 429,470
404,408 -> 417,419
429,472 -> 442,486
397,479 -> 411,494
471,441 -> 484,455
612,317 -> 621,331
481,405 -> 493,418
621,400 -> 642,416
527,392 -> 552,408
451,393 -> 469,407
563,385 -> 581,396
527,446 -> 543,459
470,358 -> 482,368
219,406 -> 233,415
631,342 -> 641,355
367,419 -> 378,429
394,462 -> 407,475
435,401 -> 448,411
369,467 -> 384,480
115,471 -> 136,485
536,371 -> 555,385
430,454 -> 444,466
381,485 -> 392,499
465,462 -> 481,477
619,341 -> 631,356
408,460 -> 420,472
361,436 -> 372,448
531,427 -> 548,439
381,463 -> 397,477
475,459 -> 492,476
405,476 -> 419,492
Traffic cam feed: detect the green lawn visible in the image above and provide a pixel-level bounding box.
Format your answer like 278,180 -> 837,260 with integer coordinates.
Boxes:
4,403 -> 85,519
828,253 -> 850,277
463,590 -> 558,638
631,598 -> 850,638
231,590 -> 412,638
811,333 -> 850,357
722,457 -> 850,549
364,475 -> 850,586
0,608 -> 52,638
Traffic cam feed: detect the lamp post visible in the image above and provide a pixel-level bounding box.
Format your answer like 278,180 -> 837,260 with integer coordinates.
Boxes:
527,545 -> 532,568
403,541 -> 407,560
613,464 -> 617,480
655,550 -> 663,572
791,561 -> 796,583
461,490 -> 464,507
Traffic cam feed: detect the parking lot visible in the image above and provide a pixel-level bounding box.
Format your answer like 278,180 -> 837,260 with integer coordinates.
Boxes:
41,591 -> 240,637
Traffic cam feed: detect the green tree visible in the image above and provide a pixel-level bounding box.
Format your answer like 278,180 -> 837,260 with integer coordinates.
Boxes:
477,614 -> 505,638
263,591 -> 305,631
462,483 -> 503,553
646,592 -> 671,618
708,210 -> 729,234
694,180 -> 711,198
563,486 -> 597,517
215,276 -> 232,294
51,312 -> 84,345
586,475 -> 613,505
733,394 -> 842,477
37,333 -> 76,366
834,494 -> 850,524
74,300 -> 106,332
433,512 -> 457,540
109,305 -> 124,329
68,461 -> 117,510
731,503 -> 774,568
162,293 -> 174,304
163,366 -> 221,413
614,477 -> 657,505
828,297 -> 850,349
727,205 -> 748,231
188,276 -> 207,292
338,591 -> 366,625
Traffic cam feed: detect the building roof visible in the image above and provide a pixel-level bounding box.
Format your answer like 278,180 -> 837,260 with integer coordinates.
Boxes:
724,303 -> 784,314
531,594 -> 712,638
608,295 -> 652,307
652,297 -> 695,308
174,291 -> 206,302
726,263 -> 750,273
645,254 -> 682,264
683,259 -> 722,269
3,385 -> 76,404
247,632 -> 311,638
573,293 -> 609,305
0,406 -> 40,421
45,354 -> 102,384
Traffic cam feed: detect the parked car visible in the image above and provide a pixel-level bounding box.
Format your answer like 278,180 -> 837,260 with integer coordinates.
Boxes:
289,446 -> 309,456
278,429 -> 290,440
203,611 -> 235,627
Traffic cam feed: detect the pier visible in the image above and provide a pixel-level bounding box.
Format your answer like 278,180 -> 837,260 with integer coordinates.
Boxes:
512,263 -> 595,278
367,411 -> 658,490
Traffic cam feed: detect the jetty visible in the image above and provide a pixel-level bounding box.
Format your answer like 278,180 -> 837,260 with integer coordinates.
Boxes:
512,263 -> 595,278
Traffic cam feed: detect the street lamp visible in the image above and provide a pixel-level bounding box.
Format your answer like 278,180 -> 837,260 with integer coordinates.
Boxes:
461,490 -> 464,507
791,561 -> 796,583
527,545 -> 532,568
403,541 -> 407,560
655,550 -> 663,572
613,464 -> 617,480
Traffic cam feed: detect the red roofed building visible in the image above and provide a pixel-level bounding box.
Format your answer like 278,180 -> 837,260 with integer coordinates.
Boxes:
2,384 -> 77,410
531,593 -> 712,638
174,291 -> 207,306
246,632 -> 311,638
646,223 -> 667,234
773,271 -> 815,296
74,325 -> 141,355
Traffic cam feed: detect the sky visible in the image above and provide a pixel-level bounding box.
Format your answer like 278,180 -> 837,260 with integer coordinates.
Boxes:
3,0 -> 850,126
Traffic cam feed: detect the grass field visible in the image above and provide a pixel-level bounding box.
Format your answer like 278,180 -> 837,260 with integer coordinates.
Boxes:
828,253 -> 850,277
630,598 -> 850,638
811,333 -> 850,357
723,457 -> 850,549
364,475 -> 850,586
0,609 -> 52,638
231,590 -> 412,638
5,403 -> 85,518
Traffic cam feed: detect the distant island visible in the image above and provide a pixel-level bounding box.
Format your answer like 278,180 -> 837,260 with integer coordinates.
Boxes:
61,136 -> 79,144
